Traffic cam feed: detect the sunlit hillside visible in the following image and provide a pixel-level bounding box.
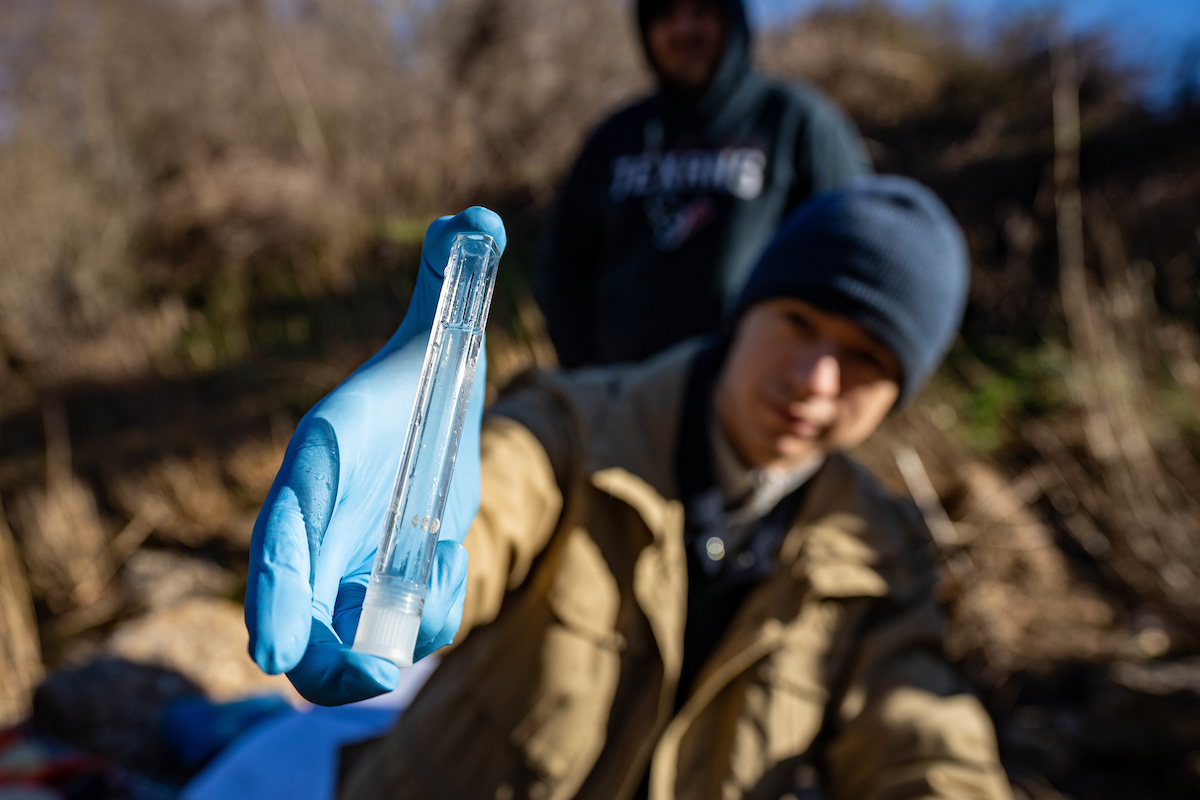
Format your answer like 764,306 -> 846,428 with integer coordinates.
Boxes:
1,1 -> 1199,796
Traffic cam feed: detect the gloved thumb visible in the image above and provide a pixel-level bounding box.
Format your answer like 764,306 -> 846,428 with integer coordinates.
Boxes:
389,207 -> 507,352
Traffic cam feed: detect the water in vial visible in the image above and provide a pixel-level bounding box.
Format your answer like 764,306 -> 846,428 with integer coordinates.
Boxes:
352,233 -> 499,667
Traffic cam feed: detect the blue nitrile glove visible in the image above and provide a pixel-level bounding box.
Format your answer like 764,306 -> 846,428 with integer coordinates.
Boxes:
245,207 -> 506,706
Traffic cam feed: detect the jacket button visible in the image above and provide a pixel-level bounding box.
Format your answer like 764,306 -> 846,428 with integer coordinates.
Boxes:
794,763 -> 819,787
705,536 -> 725,561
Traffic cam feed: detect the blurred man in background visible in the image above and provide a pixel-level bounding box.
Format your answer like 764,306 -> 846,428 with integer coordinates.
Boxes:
536,0 -> 871,368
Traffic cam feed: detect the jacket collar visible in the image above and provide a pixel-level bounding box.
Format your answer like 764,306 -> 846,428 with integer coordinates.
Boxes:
583,341 -> 925,608
586,339 -> 705,501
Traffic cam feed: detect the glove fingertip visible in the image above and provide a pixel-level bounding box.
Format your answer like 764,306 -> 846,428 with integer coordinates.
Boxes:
345,651 -> 402,694
251,636 -> 306,676
246,576 -> 313,675
458,206 -> 507,255
286,646 -> 401,706
437,539 -> 469,577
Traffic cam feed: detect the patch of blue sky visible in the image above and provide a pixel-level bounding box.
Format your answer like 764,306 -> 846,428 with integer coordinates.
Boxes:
745,0 -> 1200,107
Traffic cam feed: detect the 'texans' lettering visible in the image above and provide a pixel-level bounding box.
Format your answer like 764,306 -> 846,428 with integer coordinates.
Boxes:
610,147 -> 766,202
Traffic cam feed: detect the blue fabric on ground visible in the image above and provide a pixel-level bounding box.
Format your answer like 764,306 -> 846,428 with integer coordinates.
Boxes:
178,707 -> 392,800
162,695 -> 293,769
179,657 -> 435,800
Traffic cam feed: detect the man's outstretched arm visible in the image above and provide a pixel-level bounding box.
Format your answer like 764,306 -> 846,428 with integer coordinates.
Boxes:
244,208 -> 506,706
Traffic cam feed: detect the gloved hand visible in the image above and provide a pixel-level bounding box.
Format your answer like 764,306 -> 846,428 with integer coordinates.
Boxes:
245,207 -> 506,705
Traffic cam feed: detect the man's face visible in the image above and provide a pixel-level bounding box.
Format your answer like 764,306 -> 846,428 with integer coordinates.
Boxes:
713,299 -> 901,470
646,0 -> 726,93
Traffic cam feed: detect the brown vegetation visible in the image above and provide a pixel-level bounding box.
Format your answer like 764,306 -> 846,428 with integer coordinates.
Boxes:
1,0 -> 1199,796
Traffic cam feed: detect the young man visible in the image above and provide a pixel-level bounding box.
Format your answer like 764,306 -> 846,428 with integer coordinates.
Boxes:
536,0 -> 871,368
246,178 -> 1012,799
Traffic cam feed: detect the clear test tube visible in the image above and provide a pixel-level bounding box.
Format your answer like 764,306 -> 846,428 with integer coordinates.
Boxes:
352,232 -> 500,667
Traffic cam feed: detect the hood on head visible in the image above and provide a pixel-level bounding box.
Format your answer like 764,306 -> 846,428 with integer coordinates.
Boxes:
636,0 -> 753,116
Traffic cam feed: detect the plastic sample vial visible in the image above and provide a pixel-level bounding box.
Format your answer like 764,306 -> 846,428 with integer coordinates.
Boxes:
352,232 -> 501,667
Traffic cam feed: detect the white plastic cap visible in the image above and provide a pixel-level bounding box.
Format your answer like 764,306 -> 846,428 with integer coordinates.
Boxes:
353,604 -> 421,668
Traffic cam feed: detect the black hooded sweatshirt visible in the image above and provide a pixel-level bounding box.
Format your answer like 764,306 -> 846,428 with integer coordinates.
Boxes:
535,0 -> 871,368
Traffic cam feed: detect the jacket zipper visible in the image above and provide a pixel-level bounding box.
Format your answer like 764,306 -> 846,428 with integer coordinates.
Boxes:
647,620 -> 787,800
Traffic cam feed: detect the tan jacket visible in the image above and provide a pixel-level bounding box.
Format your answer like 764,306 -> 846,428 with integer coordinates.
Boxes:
340,344 -> 1012,800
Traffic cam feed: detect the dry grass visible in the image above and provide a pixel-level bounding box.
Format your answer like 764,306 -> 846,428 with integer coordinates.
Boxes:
0,497 -> 42,725
1,1 -> 1199,793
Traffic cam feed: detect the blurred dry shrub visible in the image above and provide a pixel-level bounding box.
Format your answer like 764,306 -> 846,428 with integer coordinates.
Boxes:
147,155 -> 358,299
0,137 -> 143,382
0,0 -> 647,402
224,437 -> 291,503
109,453 -> 255,548
11,404 -> 112,613
859,409 -> 1121,679
760,2 -> 959,126
14,477 -> 110,611
0,6 -> 1198,793
406,0 -> 647,201
106,597 -> 301,702
0,498 -> 43,726
121,549 -> 239,611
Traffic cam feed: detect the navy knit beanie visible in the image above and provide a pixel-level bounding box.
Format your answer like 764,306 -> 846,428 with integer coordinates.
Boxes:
733,176 -> 969,404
